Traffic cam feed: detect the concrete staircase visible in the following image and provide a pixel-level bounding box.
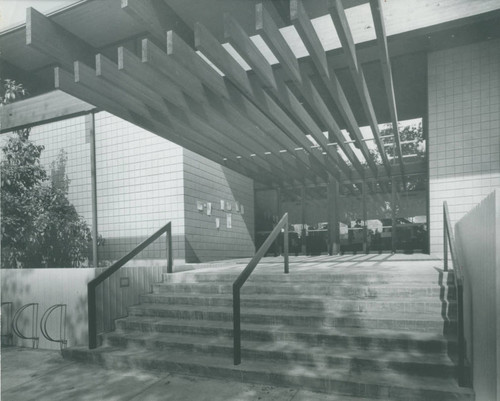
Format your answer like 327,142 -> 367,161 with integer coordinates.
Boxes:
63,258 -> 474,400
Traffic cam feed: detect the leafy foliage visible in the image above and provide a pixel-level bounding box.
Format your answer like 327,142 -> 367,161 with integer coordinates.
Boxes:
1,80 -> 91,268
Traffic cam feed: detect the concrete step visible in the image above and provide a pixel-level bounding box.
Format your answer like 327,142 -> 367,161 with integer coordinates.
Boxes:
153,282 -> 455,299
104,331 -> 457,378
163,271 -> 455,286
62,346 -> 473,401
115,316 -> 456,354
140,292 -> 457,315
127,303 -> 454,333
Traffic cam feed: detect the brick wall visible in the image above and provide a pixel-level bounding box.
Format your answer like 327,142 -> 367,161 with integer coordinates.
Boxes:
428,39 -> 500,254
183,149 -> 255,262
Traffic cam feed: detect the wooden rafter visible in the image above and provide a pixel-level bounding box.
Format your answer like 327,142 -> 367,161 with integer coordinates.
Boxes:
290,0 -> 378,174
167,28 -> 329,183
113,48 -> 300,184
224,12 -> 351,180
328,0 -> 392,176
140,39 -> 316,185
194,21 -> 340,181
27,7 -> 278,185
121,0 -> 193,46
256,2 -> 363,178
369,0 -> 405,175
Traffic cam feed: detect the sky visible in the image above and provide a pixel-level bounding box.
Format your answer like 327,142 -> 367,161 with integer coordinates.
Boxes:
0,0 -> 79,31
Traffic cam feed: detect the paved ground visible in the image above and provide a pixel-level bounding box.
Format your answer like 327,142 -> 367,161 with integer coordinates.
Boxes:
1,346 -> 372,401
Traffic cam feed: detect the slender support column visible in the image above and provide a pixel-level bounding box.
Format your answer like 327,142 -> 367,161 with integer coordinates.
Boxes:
327,177 -> 340,255
362,180 -> 368,253
86,113 -> 99,267
301,186 -> 306,255
276,187 -> 282,217
391,177 -> 397,253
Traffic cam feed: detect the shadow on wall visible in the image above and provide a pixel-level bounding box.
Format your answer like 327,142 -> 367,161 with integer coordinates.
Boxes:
1,269 -> 94,350
183,162 -> 255,263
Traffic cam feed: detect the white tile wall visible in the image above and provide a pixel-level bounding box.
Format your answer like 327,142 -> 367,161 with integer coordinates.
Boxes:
428,39 -> 500,254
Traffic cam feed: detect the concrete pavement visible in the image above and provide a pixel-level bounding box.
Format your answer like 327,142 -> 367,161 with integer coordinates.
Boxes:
1,346 -> 372,401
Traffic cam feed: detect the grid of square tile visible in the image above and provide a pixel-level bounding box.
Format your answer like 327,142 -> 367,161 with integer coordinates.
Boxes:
94,112 -> 185,261
428,39 -> 500,254
0,116 -> 92,224
183,149 -> 255,262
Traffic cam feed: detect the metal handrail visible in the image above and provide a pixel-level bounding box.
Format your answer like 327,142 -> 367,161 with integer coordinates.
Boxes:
88,221 -> 173,349
40,304 -> 67,350
443,201 -> 466,386
11,303 -> 39,348
233,213 -> 289,365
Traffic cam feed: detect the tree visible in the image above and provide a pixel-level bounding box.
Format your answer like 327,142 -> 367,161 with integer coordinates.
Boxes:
1,80 -> 91,268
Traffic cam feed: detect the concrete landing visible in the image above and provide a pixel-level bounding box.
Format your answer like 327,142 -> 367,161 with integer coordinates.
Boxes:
1,347 -> 374,401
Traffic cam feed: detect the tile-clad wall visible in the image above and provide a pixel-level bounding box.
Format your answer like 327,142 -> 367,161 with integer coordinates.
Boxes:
183,149 -> 255,262
10,117 -> 92,223
428,39 -> 500,254
94,112 -> 185,262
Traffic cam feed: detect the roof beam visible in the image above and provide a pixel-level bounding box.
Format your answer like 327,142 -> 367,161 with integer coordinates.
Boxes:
140,39 -> 314,185
256,2 -> 363,178
224,12 -> 349,180
369,0 -> 405,172
27,7 -> 276,184
121,0 -> 193,46
97,52 -> 273,178
290,0 -> 378,174
328,0 -> 393,176
194,21 -> 337,180
167,31 -> 325,183
70,63 -> 274,184
0,90 -> 95,134
26,7 -> 95,71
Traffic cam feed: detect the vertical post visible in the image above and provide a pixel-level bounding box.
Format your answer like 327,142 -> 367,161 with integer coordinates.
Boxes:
86,113 -> 99,267
166,223 -> 173,274
391,177 -> 397,253
284,214 -> 289,274
443,204 -> 448,271
276,187 -> 281,218
362,180 -> 368,253
233,286 -> 241,365
457,283 -> 465,386
88,284 -> 97,349
301,186 -> 306,255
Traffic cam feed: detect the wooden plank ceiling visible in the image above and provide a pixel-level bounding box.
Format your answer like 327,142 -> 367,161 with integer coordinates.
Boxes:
22,0 -> 416,187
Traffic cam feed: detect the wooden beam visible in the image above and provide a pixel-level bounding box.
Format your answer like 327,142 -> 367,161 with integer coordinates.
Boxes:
26,7 -> 95,71
96,53 -> 281,180
174,28 -> 329,181
121,0 -> 193,46
369,0 -> 404,170
224,13 -> 345,180
62,64 -> 274,185
256,2 -> 362,176
290,0 -> 378,174
328,0 -> 392,176
138,39 -> 313,183
0,90 -> 95,134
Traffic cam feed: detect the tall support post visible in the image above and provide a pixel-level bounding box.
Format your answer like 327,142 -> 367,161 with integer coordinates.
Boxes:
276,187 -> 282,217
362,180 -> 368,253
301,185 -> 306,255
86,113 -> 99,267
327,177 -> 340,255
391,177 -> 397,253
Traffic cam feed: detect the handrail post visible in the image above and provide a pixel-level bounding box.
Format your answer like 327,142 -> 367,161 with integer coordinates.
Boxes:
88,284 -> 97,349
167,223 -> 173,274
457,283 -> 465,386
284,215 -> 289,274
443,204 -> 448,271
233,286 -> 241,365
